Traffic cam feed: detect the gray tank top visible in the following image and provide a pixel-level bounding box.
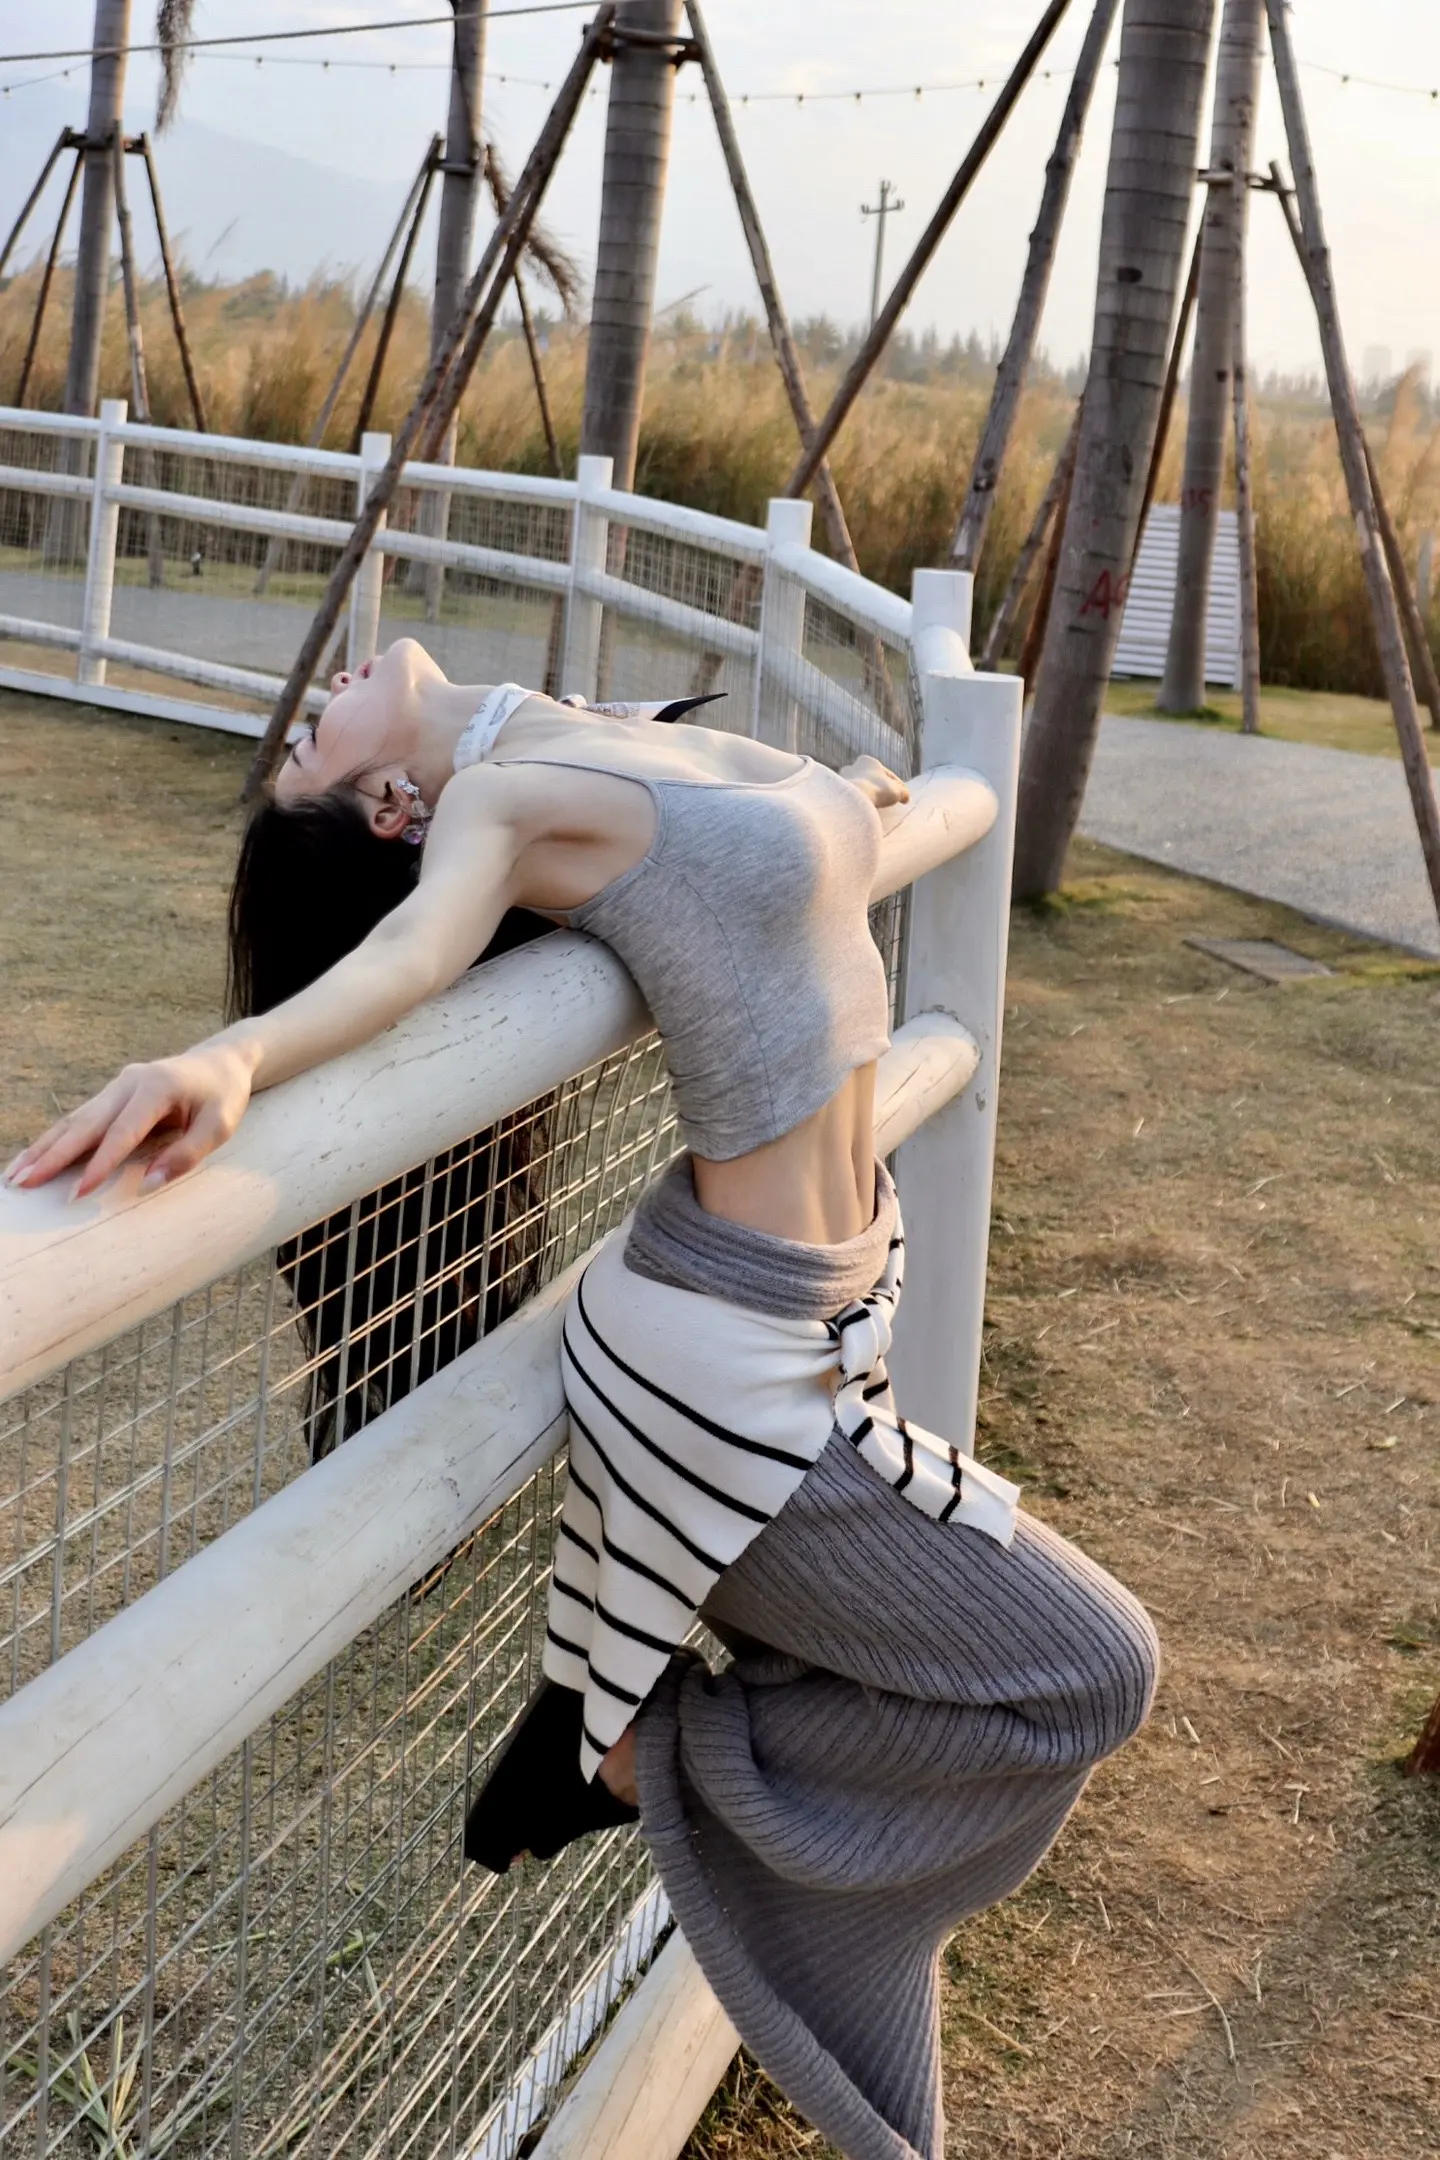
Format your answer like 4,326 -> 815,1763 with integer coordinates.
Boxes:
467,743 -> 891,1161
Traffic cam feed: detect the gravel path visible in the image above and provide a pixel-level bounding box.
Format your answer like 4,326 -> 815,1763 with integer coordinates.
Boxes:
1080,714 -> 1440,956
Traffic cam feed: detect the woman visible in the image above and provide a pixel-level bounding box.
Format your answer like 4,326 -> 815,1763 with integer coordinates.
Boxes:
7,638 -> 1158,2160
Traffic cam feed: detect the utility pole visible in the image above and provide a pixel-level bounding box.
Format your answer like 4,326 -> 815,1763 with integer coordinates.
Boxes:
860,180 -> 904,334
580,0 -> 686,490
63,0 -> 132,418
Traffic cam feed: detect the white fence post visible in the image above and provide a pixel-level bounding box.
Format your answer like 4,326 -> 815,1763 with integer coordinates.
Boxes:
752,496 -> 812,744
562,453 -> 612,701
77,398 -> 127,687
887,567 -> 1021,1447
347,430 -> 391,673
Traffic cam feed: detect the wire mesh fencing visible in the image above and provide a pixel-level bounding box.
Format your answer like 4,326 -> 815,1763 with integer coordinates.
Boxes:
1,1036 -> 681,2160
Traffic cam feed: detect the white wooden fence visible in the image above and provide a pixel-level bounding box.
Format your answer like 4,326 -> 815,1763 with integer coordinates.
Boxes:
0,426 -> 1020,2160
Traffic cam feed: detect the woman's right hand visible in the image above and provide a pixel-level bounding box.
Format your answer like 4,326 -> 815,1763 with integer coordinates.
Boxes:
4,1040 -> 257,1199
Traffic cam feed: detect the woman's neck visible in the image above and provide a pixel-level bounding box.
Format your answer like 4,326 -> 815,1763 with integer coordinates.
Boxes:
410,680 -> 514,803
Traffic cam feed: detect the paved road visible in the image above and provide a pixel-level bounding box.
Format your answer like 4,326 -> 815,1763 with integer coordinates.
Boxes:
1080,714 -> 1440,957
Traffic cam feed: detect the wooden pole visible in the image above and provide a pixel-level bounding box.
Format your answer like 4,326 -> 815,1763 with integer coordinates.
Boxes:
980,389 -> 1083,672
950,0 -> 1119,573
1260,20 -> 1440,926
685,0 -> 860,572
110,125 -> 150,423
1131,219 -> 1203,578
136,133 -> 207,433
14,150 -> 83,406
255,137 -> 441,597
1017,414 -> 1080,691
0,129 -> 76,285
246,9 -> 613,797
514,271 -> 563,478
349,146 -> 442,452
1266,164 -> 1440,733
1230,205 -> 1262,735
784,0 -> 1075,503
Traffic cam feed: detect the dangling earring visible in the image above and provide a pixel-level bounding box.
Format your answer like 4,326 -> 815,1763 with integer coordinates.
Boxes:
395,777 -> 432,846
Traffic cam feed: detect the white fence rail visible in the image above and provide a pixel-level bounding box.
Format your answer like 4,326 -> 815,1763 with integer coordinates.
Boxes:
0,423 -> 1022,2159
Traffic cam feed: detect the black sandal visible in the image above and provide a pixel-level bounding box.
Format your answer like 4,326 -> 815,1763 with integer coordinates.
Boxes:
463,1680 -> 639,1875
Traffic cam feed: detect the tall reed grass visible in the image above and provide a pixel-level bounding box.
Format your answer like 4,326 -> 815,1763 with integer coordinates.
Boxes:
2,264 -> 1434,697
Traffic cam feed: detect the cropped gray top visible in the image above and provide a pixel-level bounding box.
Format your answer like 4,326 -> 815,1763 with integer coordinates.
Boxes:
456,705 -> 891,1161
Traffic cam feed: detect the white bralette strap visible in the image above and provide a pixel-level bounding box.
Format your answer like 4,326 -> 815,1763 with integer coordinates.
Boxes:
452,682 -> 536,771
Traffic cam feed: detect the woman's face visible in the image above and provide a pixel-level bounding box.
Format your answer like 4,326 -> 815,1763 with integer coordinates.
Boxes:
274,639 -> 441,806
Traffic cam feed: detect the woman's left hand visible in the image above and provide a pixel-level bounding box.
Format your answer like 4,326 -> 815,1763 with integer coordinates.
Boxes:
840,756 -> 911,816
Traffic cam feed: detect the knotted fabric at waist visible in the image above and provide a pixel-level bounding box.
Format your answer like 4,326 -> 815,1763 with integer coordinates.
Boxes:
545,1173 -> 1021,1779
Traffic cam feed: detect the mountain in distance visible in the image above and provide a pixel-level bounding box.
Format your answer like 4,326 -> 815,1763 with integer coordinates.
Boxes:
0,87 -> 415,291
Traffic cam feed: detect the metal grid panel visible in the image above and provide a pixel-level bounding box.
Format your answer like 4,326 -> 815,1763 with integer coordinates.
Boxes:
1,1037 -> 680,2160
0,424 -> 92,664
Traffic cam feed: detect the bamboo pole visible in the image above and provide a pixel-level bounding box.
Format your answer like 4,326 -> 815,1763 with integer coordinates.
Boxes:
684,0 -> 859,571
1230,212 -> 1261,734
246,9 -> 613,796
14,150 -> 83,406
1260,22 -> 1440,927
951,0 -> 1119,573
979,389 -> 1083,671
785,0 -> 1075,502
0,129 -> 76,285
136,133 -> 207,432
349,147 -> 441,452
514,271 -> 563,478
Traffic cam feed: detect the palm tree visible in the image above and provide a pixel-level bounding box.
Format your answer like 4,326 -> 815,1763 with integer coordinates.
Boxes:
1012,0 -> 1217,900
1157,0 -> 1265,713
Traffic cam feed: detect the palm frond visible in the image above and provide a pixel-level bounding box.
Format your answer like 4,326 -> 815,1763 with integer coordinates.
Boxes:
484,140 -> 583,319
156,0 -> 197,132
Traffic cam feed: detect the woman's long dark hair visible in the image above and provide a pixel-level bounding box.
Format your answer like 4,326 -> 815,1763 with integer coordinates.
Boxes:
229,788 -> 554,1461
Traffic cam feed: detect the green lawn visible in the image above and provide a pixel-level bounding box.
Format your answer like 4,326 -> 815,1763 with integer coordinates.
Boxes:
1104,676 -> 1435,762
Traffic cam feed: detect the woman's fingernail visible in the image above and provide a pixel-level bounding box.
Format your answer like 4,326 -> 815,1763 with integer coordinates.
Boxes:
141,1166 -> 167,1192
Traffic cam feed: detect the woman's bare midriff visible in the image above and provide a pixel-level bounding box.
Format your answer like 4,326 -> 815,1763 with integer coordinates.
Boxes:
691,1065 -> 878,1247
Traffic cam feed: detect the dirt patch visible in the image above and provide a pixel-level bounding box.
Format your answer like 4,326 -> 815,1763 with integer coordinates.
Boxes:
688,851 -> 1440,2157
3,687 -> 1437,2158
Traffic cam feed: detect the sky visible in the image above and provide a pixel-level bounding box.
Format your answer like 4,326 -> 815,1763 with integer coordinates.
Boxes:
1,1 -> 1438,382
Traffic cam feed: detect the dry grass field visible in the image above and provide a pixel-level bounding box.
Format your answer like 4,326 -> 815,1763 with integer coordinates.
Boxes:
2,687 -> 1438,2160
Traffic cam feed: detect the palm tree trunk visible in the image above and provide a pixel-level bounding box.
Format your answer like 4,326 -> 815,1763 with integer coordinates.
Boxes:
580,0 -> 684,490
1013,0 -> 1216,900
63,0 -> 131,420
1157,0 -> 1264,712
950,0 -> 1119,574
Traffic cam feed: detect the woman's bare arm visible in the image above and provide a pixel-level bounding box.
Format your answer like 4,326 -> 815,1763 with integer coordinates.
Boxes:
6,769 -> 529,1195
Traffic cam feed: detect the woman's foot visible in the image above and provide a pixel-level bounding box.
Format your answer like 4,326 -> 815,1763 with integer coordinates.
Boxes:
462,1683 -> 639,1875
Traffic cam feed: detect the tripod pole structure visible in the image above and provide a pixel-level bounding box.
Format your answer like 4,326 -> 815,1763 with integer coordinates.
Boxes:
247,5 -> 614,796
1264,0 -> 1440,925
980,388 -> 1083,672
1230,208 -> 1261,734
256,136 -> 441,596
14,149 -> 83,407
1266,166 -> 1440,737
350,144 -> 442,451
111,124 -> 151,421
685,0 -> 860,571
0,130 -> 76,286
951,0 -> 1119,574
513,271 -> 563,477
1131,218 -> 1203,577
137,134 -> 207,432
784,0 -> 1074,502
